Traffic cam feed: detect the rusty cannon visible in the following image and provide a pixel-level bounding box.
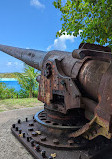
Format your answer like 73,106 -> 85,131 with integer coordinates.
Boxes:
0,43 -> 112,159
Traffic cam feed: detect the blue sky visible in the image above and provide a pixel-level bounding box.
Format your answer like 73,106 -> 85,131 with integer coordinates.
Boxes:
0,0 -> 82,73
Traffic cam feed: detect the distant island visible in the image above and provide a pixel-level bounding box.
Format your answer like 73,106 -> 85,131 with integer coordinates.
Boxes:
0,73 -> 23,78
0,73 -> 20,91
0,73 -> 16,78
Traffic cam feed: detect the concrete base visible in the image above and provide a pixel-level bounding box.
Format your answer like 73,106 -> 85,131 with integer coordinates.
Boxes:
0,106 -> 43,159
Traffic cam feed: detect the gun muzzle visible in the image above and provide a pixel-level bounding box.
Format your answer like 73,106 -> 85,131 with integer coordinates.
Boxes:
0,44 -> 47,71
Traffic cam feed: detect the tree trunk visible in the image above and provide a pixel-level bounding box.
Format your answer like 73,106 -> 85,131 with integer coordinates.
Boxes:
29,89 -> 33,98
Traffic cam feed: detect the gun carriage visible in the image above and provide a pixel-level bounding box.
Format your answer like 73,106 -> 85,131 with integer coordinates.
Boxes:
0,43 -> 112,159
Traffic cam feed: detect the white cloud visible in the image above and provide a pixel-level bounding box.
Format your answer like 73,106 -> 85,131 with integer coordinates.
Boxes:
30,0 -> 45,9
47,45 -> 52,51
26,47 -> 30,49
47,30 -> 83,51
7,62 -> 12,66
7,62 -> 23,67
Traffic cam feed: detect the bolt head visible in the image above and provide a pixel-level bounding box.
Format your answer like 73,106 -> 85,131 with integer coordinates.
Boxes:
28,128 -> 34,131
32,132 -> 37,136
53,139 -> 59,145
23,132 -> 25,138
15,127 -> 18,131
18,119 -> 21,124
29,122 -> 34,126
41,150 -> 46,158
27,137 -> 30,142
68,139 -> 74,146
48,157 -> 53,159
30,139 -> 35,146
40,136 -> 46,141
12,124 -> 15,128
19,129 -> 22,134
35,144 -> 40,151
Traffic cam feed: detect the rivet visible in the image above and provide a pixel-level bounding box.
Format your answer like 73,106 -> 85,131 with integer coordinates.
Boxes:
41,150 -> 46,158
35,144 -> 40,151
68,139 -> 74,146
53,139 -> 59,145
12,124 -> 15,128
19,129 -> 22,134
29,123 -> 34,126
18,119 -> 21,124
23,132 -> 25,138
28,128 -> 34,131
15,127 -> 18,131
32,132 -> 37,136
26,118 -> 28,122
27,137 -> 30,142
40,136 -> 47,141
48,156 -> 53,159
30,139 -> 35,147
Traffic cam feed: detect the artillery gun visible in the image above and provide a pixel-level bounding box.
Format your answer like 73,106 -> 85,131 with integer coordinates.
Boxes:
0,43 -> 112,159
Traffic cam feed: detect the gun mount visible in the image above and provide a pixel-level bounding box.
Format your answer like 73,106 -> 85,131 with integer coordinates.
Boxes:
1,43 -> 112,159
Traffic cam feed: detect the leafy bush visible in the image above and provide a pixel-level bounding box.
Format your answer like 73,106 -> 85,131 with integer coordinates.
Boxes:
17,89 -> 29,98
0,83 -> 17,99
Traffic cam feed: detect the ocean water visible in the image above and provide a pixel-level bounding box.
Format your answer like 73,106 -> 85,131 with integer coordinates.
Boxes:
0,78 -> 21,91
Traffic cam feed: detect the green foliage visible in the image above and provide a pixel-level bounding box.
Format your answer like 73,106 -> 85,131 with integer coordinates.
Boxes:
0,83 -> 17,99
53,0 -> 112,49
17,89 -> 29,98
0,73 -> 17,78
0,64 -> 39,99
14,64 -> 39,98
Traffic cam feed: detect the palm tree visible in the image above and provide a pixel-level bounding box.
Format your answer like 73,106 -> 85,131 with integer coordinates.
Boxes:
15,64 -> 39,98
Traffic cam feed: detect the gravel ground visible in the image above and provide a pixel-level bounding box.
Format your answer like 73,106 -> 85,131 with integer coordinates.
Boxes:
0,106 -> 43,159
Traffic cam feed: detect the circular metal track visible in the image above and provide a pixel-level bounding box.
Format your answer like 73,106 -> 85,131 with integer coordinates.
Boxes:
30,110 -> 89,149
35,110 -> 82,130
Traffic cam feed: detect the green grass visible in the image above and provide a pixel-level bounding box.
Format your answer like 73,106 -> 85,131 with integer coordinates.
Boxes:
0,98 -> 43,112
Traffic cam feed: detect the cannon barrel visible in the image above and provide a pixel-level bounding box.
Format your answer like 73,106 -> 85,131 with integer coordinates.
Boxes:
0,44 -> 47,71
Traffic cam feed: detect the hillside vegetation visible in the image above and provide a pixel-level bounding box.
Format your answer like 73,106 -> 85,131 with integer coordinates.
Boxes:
0,73 -> 17,78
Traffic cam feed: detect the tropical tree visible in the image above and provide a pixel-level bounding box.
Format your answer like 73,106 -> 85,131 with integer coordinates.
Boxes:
53,0 -> 112,49
15,64 -> 39,98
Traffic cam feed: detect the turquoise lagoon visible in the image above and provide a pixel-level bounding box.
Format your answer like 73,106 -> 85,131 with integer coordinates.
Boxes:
0,78 -> 21,91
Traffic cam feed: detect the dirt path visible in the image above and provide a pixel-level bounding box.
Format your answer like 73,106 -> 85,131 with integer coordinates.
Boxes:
0,106 -> 43,159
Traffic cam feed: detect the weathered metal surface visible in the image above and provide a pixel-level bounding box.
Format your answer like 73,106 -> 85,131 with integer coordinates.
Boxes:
11,114 -> 112,159
72,43 -> 111,60
78,60 -> 110,100
79,43 -> 111,52
1,42 -> 112,158
0,44 -> 46,70
38,55 -> 82,114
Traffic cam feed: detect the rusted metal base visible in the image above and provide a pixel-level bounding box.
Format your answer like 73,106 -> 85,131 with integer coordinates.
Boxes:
11,110 -> 112,159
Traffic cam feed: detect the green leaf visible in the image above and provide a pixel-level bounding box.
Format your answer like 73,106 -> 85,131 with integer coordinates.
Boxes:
53,0 -> 112,49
